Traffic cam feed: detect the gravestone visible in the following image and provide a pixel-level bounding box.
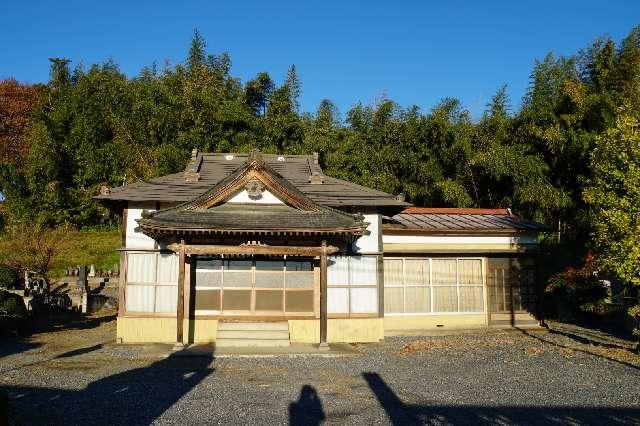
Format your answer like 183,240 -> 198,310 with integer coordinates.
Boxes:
77,265 -> 89,313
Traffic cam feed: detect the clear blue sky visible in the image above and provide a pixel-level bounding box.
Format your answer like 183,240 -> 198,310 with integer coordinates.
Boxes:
2,0 -> 639,120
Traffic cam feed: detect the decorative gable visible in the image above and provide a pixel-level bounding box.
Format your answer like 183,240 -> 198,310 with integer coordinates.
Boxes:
135,150 -> 369,239
185,150 -> 320,212
225,184 -> 285,205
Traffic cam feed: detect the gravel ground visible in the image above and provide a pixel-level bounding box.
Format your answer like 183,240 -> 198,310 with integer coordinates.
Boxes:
1,314 -> 639,425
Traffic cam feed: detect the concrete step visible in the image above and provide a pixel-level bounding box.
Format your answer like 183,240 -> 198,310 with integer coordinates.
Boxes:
217,321 -> 289,331
217,330 -> 290,340
215,338 -> 291,347
216,321 -> 291,347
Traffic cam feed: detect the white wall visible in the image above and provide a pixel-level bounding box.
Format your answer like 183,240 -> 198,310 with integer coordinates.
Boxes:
125,201 -> 157,250
226,189 -> 284,204
352,214 -> 382,253
382,234 -> 538,246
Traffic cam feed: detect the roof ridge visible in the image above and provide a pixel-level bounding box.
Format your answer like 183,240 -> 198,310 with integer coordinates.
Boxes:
140,151 -> 366,223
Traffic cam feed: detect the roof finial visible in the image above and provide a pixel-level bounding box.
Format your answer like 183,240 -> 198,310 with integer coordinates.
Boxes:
309,171 -> 324,184
184,148 -> 202,182
248,149 -> 263,163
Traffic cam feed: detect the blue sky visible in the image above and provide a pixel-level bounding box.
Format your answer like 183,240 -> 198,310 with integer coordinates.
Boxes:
2,1 -> 638,120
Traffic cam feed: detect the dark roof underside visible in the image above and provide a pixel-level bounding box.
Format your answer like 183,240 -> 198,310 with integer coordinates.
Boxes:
95,153 -> 407,208
138,203 -> 365,234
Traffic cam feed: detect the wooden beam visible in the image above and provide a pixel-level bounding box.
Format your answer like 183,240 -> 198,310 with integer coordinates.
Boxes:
319,240 -> 328,348
118,251 -> 127,318
535,253 -> 546,327
176,240 -> 186,345
167,243 -> 338,257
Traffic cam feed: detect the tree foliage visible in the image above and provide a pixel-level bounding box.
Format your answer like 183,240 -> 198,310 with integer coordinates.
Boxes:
584,108 -> 640,286
0,26 -> 639,299
0,223 -> 77,284
0,79 -> 38,168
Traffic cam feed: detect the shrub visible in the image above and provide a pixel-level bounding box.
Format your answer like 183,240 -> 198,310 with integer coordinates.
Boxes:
546,252 -> 608,316
0,289 -> 27,318
0,266 -> 17,289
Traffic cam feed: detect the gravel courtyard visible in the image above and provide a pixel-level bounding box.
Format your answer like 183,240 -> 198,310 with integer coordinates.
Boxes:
1,313 -> 639,425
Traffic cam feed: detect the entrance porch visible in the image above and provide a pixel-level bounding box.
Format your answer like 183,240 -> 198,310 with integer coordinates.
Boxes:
172,241 -> 337,347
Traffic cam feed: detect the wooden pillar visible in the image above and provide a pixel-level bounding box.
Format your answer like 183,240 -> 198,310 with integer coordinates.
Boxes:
118,209 -> 128,318
535,253 -> 546,328
319,240 -> 328,348
176,240 -> 186,346
509,258 -> 515,327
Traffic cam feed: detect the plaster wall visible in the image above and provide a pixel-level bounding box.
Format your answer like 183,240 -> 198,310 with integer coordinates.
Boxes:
116,317 -> 218,343
383,314 -> 487,332
288,318 -> 384,343
352,214 -> 382,254
125,202 -> 157,249
382,234 -> 538,252
226,189 -> 284,204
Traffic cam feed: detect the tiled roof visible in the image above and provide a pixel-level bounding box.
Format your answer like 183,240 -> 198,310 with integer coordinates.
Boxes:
385,208 -> 547,234
402,207 -> 511,215
95,152 -> 408,208
137,151 -> 369,238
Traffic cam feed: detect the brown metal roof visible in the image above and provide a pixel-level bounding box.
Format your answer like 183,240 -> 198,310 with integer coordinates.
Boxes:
384,208 -> 548,234
402,207 -> 510,215
95,152 -> 408,208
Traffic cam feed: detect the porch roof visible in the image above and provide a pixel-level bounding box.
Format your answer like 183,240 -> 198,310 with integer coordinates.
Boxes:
137,203 -> 368,236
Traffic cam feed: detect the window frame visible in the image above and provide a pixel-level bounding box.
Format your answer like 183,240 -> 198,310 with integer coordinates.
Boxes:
327,254 -> 379,316
383,256 -> 486,316
125,251 -> 179,315
193,255 -> 317,316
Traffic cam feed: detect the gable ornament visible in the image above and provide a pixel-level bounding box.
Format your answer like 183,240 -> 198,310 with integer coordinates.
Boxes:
245,179 -> 265,200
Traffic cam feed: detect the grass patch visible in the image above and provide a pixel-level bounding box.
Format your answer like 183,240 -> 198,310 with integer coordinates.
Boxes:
52,228 -> 120,276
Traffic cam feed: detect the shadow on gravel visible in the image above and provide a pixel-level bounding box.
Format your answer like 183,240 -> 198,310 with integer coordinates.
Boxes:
32,313 -> 117,335
363,372 -> 640,425
0,340 -> 41,360
289,384 -> 325,425
54,343 -> 104,359
1,350 -> 214,425
0,312 -> 114,360
517,328 -> 640,371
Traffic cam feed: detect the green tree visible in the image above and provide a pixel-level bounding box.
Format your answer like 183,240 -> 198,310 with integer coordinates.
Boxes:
285,64 -> 301,112
244,72 -> 275,116
263,84 -> 302,153
188,29 -> 207,70
583,108 -> 640,293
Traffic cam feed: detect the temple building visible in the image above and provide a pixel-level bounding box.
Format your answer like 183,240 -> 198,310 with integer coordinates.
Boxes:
95,150 -> 545,347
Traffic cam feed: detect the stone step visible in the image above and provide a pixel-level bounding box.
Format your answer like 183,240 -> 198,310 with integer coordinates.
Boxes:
217,321 -> 289,331
217,330 -> 290,340
215,338 -> 291,348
